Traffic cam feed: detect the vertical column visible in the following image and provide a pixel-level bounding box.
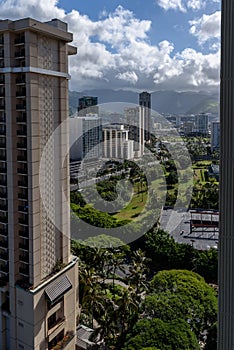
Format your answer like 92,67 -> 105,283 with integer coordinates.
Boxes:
219,1 -> 234,349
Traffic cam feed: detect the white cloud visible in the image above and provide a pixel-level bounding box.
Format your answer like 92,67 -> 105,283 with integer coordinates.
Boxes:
157,0 -> 186,12
116,71 -> 138,84
0,0 -> 220,92
189,11 -> 221,44
187,0 -> 205,11
157,0 -> 213,12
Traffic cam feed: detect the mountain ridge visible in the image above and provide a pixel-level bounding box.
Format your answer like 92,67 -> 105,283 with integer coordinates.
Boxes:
69,89 -> 219,115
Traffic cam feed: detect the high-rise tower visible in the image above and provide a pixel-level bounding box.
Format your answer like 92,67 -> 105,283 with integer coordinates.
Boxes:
78,96 -> 98,116
139,91 -> 151,141
0,18 -> 78,349
219,0 -> 234,349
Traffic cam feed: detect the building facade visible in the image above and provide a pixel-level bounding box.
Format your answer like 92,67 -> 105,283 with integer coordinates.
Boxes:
125,106 -> 145,158
0,18 -> 78,349
139,91 -> 151,141
194,113 -> 209,135
102,124 -> 134,160
70,114 -> 102,161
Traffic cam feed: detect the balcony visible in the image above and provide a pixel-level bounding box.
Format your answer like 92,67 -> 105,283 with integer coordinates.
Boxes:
16,89 -> 26,98
0,204 -> 7,211
14,37 -> 25,45
16,104 -> 26,111
16,77 -> 25,85
1,299 -> 10,314
0,216 -> 7,224
0,264 -> 8,273
18,217 -> 28,225
0,192 -> 7,199
18,180 -> 27,187
19,230 -> 29,239
19,242 -> 29,251
19,266 -> 29,276
17,155 -> 27,162
19,254 -> 29,263
18,205 -> 28,213
17,168 -> 27,175
0,251 -> 8,261
15,50 -> 25,58
0,240 -> 8,249
0,154 -> 6,161
0,114 -> 5,123
17,142 -> 27,149
0,229 -> 7,237
18,193 -> 27,200
16,114 -> 26,123
0,275 -> 8,288
16,130 -> 27,137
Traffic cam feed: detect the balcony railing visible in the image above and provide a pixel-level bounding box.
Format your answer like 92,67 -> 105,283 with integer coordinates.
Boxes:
0,229 -> 7,236
16,116 -> 26,123
15,50 -> 25,58
0,240 -> 8,248
18,180 -> 27,187
17,168 -> 27,175
18,205 -> 28,213
19,266 -> 29,276
19,230 -> 29,238
16,77 -> 25,85
0,264 -> 8,273
18,193 -> 27,200
0,216 -> 7,223
19,254 -> 29,263
17,142 -> 27,149
18,217 -> 28,225
19,242 -> 29,250
0,204 -> 7,211
14,37 -> 25,45
17,155 -> 27,162
16,89 -> 26,97
16,104 -> 26,111
0,252 -> 8,261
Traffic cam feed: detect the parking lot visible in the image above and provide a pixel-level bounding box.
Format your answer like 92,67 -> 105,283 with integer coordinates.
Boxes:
160,209 -> 218,250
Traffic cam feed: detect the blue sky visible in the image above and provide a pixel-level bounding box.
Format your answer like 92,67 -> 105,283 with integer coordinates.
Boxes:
0,0 -> 221,92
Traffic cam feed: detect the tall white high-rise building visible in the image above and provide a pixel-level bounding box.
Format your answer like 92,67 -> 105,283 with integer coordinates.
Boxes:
0,17 -> 78,349
125,106 -> 145,158
194,113 -> 209,135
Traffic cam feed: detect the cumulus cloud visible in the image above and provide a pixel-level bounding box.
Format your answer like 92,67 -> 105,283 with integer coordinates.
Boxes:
157,0 -> 214,12
157,0 -> 186,12
116,71 -> 138,84
189,11 -> 221,44
0,0 -> 220,92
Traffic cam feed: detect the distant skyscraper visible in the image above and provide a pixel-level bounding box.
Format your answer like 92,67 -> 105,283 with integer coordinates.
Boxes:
194,113 -> 208,135
139,91 -> 151,141
219,1 -> 234,349
125,106 -> 145,157
211,121 -> 220,152
0,18 -> 78,349
78,96 -> 98,116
